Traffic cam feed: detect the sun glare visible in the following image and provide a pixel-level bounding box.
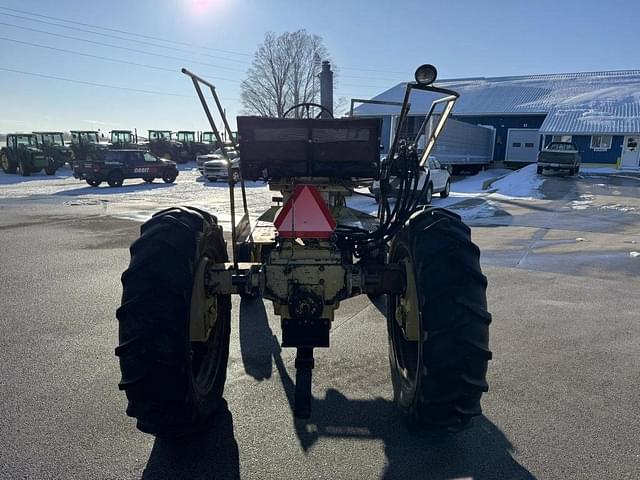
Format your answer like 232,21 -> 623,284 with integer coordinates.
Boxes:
188,0 -> 218,15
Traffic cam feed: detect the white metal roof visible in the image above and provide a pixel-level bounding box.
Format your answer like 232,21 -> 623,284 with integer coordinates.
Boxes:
353,70 -> 640,134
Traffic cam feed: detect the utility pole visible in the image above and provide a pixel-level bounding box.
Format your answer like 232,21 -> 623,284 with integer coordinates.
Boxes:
319,61 -> 333,119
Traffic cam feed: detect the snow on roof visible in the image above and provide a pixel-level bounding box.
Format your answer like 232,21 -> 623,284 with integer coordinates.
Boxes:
353,70 -> 640,134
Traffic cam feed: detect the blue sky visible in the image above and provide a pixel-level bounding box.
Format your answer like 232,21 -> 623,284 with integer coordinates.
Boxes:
0,0 -> 634,133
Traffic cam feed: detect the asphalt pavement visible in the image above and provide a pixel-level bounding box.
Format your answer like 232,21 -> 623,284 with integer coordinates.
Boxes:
0,171 -> 639,479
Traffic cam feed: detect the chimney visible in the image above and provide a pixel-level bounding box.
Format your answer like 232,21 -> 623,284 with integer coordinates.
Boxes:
319,61 -> 333,119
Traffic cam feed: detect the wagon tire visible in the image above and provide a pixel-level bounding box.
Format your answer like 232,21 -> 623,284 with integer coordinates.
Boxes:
387,207 -> 491,431
87,179 -> 102,187
116,206 -> 231,437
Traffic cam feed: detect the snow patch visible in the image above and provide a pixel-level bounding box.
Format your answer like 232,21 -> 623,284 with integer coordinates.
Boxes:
488,164 -> 543,199
630,251 -> 640,258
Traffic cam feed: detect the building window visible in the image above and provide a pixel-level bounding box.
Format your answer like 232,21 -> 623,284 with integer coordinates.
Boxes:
591,135 -> 612,150
552,135 -> 572,143
512,142 -> 521,147
524,142 -> 534,148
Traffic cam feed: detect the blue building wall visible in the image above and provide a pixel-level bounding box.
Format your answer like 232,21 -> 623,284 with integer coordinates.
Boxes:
454,114 -> 547,161
542,135 -> 622,165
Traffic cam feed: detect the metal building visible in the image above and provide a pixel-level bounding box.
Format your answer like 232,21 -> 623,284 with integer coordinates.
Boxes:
354,70 -> 640,169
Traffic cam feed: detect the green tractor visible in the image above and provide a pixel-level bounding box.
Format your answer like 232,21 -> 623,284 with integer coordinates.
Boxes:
32,131 -> 72,168
147,130 -> 189,163
1,133 -> 57,176
109,130 -> 143,150
175,130 -> 216,160
69,130 -> 108,164
200,131 -> 219,146
116,64 -> 491,437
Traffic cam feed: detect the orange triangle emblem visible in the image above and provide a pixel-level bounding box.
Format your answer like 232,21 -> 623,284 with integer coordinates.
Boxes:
274,185 -> 337,239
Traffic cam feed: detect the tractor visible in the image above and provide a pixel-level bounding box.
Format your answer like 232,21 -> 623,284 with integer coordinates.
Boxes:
175,130 -> 216,160
116,64 -> 491,437
1,133 -> 57,176
32,131 -> 72,167
69,130 -> 108,164
200,131 -> 219,147
109,130 -> 143,150
147,130 -> 189,163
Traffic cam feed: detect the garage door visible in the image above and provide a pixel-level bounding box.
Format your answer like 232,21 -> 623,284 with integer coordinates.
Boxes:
506,129 -> 540,163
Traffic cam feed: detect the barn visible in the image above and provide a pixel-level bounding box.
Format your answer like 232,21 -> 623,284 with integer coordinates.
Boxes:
352,70 -> 640,169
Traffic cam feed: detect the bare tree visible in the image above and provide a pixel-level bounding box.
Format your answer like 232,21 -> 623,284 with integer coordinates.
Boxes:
241,30 -> 331,118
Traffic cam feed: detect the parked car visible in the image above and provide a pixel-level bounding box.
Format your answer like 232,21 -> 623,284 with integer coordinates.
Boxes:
371,156 -> 451,204
197,147 -> 240,181
73,149 -> 178,187
203,155 -> 240,182
537,142 -> 581,175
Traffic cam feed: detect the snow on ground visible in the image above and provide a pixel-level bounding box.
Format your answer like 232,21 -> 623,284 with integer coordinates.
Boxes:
488,164 -> 544,200
0,164 -> 554,226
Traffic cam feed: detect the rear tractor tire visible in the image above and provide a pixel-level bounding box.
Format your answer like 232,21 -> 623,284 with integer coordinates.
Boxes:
387,207 -> 491,431
143,176 -> 155,183
116,206 -> 231,437
1,152 -> 17,174
86,179 -> 102,187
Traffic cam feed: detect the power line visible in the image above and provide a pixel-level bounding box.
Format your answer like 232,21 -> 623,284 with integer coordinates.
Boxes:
0,5 -> 253,58
0,12 -> 250,67
0,66 -> 190,96
1,19 -> 404,87
0,5 -> 412,76
0,20 -> 248,74
0,34 -> 241,84
0,65 -> 242,102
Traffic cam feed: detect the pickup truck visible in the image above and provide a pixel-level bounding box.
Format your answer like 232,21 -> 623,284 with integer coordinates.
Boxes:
537,142 -> 581,175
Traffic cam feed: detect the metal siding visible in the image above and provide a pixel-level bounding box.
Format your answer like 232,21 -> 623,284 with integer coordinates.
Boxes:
353,70 -> 640,136
455,115 -> 546,161
371,115 -> 493,164
432,118 -> 493,165
540,107 -> 640,134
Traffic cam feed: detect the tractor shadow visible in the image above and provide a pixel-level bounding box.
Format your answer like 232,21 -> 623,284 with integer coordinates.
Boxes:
195,176 -> 269,189
142,399 -> 240,480
237,298 -> 536,480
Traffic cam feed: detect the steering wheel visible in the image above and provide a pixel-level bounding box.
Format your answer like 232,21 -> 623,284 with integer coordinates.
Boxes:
283,103 -> 334,119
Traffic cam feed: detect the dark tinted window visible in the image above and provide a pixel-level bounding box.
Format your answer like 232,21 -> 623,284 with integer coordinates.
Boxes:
127,152 -> 143,165
104,151 -> 125,162
512,142 -> 521,147
525,142 -> 534,148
